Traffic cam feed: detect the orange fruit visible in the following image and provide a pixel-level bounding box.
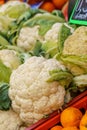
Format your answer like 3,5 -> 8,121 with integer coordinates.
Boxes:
52,0 -> 68,9
62,126 -> 79,130
50,125 -> 63,130
40,1 -> 56,12
80,111 -> 87,130
60,107 -> 83,127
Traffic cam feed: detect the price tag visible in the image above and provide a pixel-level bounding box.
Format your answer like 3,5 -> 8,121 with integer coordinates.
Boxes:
69,0 -> 87,25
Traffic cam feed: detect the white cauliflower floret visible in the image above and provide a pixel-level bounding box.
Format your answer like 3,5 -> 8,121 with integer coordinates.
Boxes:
44,23 -> 62,43
0,49 -> 21,70
9,56 -> 66,126
44,22 -> 74,43
63,26 -> 87,55
0,1 -> 29,13
17,26 -> 43,51
0,109 -> 23,130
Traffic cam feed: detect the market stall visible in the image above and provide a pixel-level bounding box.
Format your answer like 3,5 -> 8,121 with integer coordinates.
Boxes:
0,0 -> 87,130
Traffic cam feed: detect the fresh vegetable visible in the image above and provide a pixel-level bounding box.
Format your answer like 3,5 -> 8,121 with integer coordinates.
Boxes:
0,49 -> 21,70
73,74 -> 87,89
9,56 -> 66,126
41,23 -> 73,58
0,109 -> 23,130
0,1 -> 30,19
56,26 -> 87,76
47,69 -> 73,88
63,26 -> 87,56
0,60 -> 11,83
23,12 -> 65,36
17,26 -> 43,51
6,8 -> 65,51
0,82 -> 11,110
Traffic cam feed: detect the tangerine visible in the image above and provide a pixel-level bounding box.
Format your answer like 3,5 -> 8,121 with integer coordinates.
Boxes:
80,111 -> 87,130
50,125 -> 63,130
40,1 -> 56,12
52,0 -> 68,9
60,107 -> 83,127
62,126 -> 79,130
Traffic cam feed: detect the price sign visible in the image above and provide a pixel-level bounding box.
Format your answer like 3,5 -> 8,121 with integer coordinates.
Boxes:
69,0 -> 87,25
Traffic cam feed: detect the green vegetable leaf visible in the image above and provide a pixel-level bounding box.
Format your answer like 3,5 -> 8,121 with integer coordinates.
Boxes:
52,10 -> 64,19
58,24 -> 71,53
42,41 -> 58,58
0,82 -> 11,110
32,40 -> 42,56
73,74 -> 87,88
47,69 -> 73,88
0,60 -> 11,83
4,4 -> 29,19
19,52 -> 31,63
57,54 -> 87,76
23,13 -> 65,36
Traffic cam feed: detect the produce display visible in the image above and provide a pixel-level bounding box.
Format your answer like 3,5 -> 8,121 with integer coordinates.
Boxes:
50,106 -> 87,130
0,1 -> 87,130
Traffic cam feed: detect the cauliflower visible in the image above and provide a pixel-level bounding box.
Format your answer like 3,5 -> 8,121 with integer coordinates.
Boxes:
44,23 -> 62,43
42,22 -> 74,58
0,1 -> 29,19
0,109 -> 23,130
17,26 -> 43,51
0,1 -> 28,13
59,26 -> 87,76
9,56 -> 66,126
0,49 -> 21,70
63,26 -> 87,55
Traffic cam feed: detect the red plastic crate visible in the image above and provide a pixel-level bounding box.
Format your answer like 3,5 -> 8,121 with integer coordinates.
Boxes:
26,90 -> 87,130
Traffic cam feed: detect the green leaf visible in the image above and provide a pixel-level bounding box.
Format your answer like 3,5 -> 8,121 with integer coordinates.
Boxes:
0,82 -> 11,110
4,4 -> 29,19
52,10 -> 64,19
19,52 -> 31,64
58,54 -> 87,76
23,13 -> 65,36
42,41 -> 58,58
0,60 -> 11,83
32,40 -> 42,56
58,24 -> 71,53
0,35 -> 9,46
47,69 -> 73,88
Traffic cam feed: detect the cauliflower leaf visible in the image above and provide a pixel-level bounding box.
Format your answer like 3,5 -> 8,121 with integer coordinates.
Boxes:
0,60 -> 11,83
0,82 -> 11,110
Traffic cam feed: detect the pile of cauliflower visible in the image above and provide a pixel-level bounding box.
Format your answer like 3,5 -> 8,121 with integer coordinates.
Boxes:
0,1 -> 87,130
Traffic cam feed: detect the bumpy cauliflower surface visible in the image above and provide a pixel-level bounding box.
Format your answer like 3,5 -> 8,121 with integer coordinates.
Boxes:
17,26 -> 43,51
0,49 -> 21,70
9,56 -> 66,126
63,26 -> 87,55
44,23 -> 62,43
0,109 -> 23,130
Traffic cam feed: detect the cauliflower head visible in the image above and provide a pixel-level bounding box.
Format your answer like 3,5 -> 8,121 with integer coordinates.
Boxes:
17,26 -> 43,51
0,1 -> 29,19
44,23 -> 62,43
9,56 -> 66,126
0,49 -> 21,70
0,109 -> 23,130
63,26 -> 87,55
